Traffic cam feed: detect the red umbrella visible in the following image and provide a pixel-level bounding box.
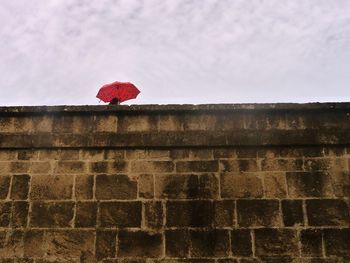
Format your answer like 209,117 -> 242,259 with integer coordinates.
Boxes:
96,81 -> 140,103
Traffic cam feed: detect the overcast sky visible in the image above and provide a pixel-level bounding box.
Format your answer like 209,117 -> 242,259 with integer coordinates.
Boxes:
1,0 -> 350,106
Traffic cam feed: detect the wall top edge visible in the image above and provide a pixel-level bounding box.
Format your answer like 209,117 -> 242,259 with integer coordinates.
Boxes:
1,102 -> 350,114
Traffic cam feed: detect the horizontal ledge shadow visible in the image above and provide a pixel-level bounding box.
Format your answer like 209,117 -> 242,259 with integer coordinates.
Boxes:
0,129 -> 349,149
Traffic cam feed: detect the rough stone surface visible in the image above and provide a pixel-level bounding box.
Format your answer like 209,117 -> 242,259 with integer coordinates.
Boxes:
231,229 -> 252,256
117,231 -> 163,258
166,201 -> 213,227
301,229 -> 323,256
221,173 -> 263,198
0,104 -> 349,262
99,201 -> 142,227
254,228 -> 299,256
30,174 -> 73,200
237,200 -> 281,227
281,200 -> 304,227
190,229 -> 230,257
306,199 -> 350,226
75,201 -> 97,228
165,229 -> 190,258
96,174 -> 137,200
30,201 -> 74,227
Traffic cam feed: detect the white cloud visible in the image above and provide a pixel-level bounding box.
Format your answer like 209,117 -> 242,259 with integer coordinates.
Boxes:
1,0 -> 350,105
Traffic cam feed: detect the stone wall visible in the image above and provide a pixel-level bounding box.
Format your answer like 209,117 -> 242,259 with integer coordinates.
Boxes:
0,103 -> 349,263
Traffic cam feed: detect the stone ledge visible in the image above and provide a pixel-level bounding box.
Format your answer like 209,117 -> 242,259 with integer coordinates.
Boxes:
1,102 -> 350,115
0,129 -> 349,149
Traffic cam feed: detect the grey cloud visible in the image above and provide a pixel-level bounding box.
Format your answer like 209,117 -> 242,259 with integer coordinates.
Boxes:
1,0 -> 350,106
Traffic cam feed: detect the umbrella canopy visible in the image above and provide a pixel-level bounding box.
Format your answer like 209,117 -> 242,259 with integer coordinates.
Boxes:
96,81 -> 140,103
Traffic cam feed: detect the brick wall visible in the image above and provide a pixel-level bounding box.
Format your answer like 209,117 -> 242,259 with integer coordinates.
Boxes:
0,104 -> 349,262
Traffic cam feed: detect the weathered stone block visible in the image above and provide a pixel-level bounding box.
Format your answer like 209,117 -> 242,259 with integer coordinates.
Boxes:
324,228 -> 350,256
170,149 -> 190,159
176,161 -> 218,173
90,161 -> 111,176
258,148 -> 280,159
237,200 -> 281,227
75,174 -> 94,200
165,229 -> 190,258
0,230 -> 24,258
0,150 -> 17,160
10,162 -> 30,173
70,116 -> 94,134
303,158 -> 332,171
220,160 -> 258,172
32,115 -> 53,132
58,149 -> 80,160
96,174 -> 137,200
0,162 -> 10,175
126,149 -> 170,160
264,172 -> 287,198
104,149 -> 125,159
220,173 -> 263,198
52,116 -> 74,133
28,162 -> 51,174
44,230 -> 95,262
144,201 -> 163,230
118,115 -> 158,133
190,230 -> 230,257
10,174 -> 30,200
13,117 -> 33,133
89,161 -> 128,173
261,159 -> 303,171
331,171 -> 350,197
96,230 -> 117,260
254,228 -> 298,256
99,201 -> 141,227
286,172 -> 333,197
16,259 -> 35,263
198,173 -> 219,199
38,149 -> 59,160
117,231 -> 163,258
80,149 -> 104,161
0,176 -> 10,199
252,257 -> 293,263
281,200 -> 304,227
0,258 -> 14,263
54,161 -> 86,174
132,161 -> 174,173
0,117 -> 14,132
213,200 -> 235,227
11,201 -> 28,228
23,230 -> 45,257
255,112 -> 286,130
30,174 -> 73,200
231,229 -> 252,256
30,201 -> 74,227
75,201 -> 97,228
213,149 -> 237,159
217,260 -> 238,263
138,174 -> 154,199
166,201 -> 213,227
93,115 -> 118,132
0,202 -> 11,227
155,174 -> 218,199
297,258 -> 346,263
301,229 -> 323,256
306,199 -> 350,226
188,149 -> 213,159
159,114 -> 184,131
183,114 -> 217,131
17,150 -> 38,160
